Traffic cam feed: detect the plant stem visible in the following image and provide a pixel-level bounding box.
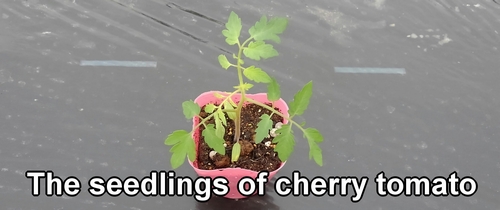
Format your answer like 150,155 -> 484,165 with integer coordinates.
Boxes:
232,37 -> 255,143
233,40 -> 249,143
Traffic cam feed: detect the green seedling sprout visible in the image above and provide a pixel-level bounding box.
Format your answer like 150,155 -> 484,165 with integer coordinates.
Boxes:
165,11 -> 324,169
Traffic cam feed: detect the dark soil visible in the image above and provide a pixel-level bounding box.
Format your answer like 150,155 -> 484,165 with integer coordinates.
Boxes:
197,103 -> 284,172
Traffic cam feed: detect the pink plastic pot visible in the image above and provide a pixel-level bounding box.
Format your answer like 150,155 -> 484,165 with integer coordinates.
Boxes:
188,91 -> 289,199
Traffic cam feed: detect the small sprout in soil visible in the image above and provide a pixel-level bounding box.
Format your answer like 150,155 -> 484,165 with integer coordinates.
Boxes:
165,11 -> 325,170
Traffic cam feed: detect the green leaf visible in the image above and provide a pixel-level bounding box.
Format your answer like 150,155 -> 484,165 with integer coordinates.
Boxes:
186,139 -> 196,162
182,100 -> 200,119
307,139 -> 323,166
170,150 -> 186,169
234,83 -> 254,91
273,131 -> 295,161
166,130 -> 195,169
165,130 -> 190,145
249,15 -> 288,43
222,11 -> 242,45
218,54 -> 231,70
223,100 -> 235,109
254,114 -> 273,143
169,141 -> 182,153
223,100 -> 236,120
243,66 -> 272,83
288,81 -> 313,117
215,116 -> 225,139
232,142 -> 241,162
202,124 -> 226,155
272,124 -> 292,143
303,128 -> 323,143
243,41 -> 278,61
243,83 -> 254,90
216,110 -> 227,126
273,124 -> 295,161
205,103 -> 216,113
267,77 -> 281,101
303,127 -> 323,166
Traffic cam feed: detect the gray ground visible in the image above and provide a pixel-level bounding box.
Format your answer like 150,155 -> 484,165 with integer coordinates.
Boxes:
1,0 -> 499,209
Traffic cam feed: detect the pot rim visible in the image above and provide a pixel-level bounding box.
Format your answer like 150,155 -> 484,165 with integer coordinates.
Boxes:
188,91 -> 289,172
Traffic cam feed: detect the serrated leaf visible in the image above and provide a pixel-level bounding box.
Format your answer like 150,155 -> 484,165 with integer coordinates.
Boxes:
222,11 -> 242,45
303,128 -> 323,143
272,124 -> 292,143
182,100 -> 201,119
205,103 -> 216,113
273,124 -> 295,161
218,54 -> 231,70
288,81 -> 313,117
165,130 -> 190,145
167,131 -> 195,169
273,132 -> 295,161
267,77 -> 280,101
308,140 -> 323,166
243,41 -> 278,61
223,100 -> 236,120
243,66 -> 272,83
215,117 -> 225,139
234,83 -> 254,91
254,114 -> 273,143
202,124 -> 226,155
249,15 -> 288,43
232,142 -> 241,162
214,92 -> 224,99
216,110 -> 227,126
